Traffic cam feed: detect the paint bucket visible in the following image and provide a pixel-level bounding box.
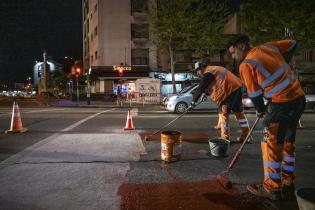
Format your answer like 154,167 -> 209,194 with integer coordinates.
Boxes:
295,188 -> 315,210
161,130 -> 182,162
208,138 -> 229,157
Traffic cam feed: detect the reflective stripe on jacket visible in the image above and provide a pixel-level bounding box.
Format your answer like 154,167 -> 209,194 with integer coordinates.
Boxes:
239,40 -> 304,102
203,66 -> 242,105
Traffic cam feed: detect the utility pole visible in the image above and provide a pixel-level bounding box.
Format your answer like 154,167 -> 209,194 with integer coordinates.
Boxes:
86,67 -> 91,105
76,74 -> 79,105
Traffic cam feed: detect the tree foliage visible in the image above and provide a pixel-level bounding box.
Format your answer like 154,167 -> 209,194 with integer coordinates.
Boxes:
150,0 -> 229,93
240,0 -> 315,51
151,0 -> 229,55
51,70 -> 68,95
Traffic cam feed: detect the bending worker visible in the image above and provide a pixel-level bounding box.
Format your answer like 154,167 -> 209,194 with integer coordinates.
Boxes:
227,34 -> 306,200
190,58 -> 250,143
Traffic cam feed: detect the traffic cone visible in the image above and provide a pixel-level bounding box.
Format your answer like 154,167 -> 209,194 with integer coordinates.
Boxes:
296,120 -> 304,129
124,110 -> 135,130
5,101 -> 28,133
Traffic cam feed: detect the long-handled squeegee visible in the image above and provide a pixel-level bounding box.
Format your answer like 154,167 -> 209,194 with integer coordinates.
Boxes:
144,96 -> 207,141
216,117 -> 260,189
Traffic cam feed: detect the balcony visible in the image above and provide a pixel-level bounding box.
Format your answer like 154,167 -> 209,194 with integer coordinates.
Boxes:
132,12 -> 148,21
132,37 -> 148,44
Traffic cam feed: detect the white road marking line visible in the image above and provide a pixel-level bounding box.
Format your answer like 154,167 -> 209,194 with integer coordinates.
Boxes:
131,108 -> 138,116
0,108 -> 68,116
62,108 -> 116,132
0,108 -> 116,167
24,108 -> 67,113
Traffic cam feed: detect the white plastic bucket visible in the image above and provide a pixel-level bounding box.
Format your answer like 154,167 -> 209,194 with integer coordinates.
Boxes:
208,138 -> 229,157
296,188 -> 315,210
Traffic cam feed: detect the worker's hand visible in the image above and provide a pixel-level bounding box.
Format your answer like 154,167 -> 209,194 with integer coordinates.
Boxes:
187,102 -> 196,111
256,111 -> 265,118
186,106 -> 193,112
191,101 -> 197,108
200,93 -> 208,102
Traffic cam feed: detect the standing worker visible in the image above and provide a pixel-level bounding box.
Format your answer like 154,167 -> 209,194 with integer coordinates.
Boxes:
190,58 -> 250,143
227,34 -> 306,200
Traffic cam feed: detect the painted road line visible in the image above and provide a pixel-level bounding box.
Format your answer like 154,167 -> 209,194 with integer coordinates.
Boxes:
0,108 -> 116,168
62,108 -> 116,132
24,108 -> 67,113
0,108 -> 68,116
131,108 -> 138,116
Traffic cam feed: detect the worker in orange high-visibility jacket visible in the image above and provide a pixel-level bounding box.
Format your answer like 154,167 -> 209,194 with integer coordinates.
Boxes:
189,58 -> 250,143
227,34 -> 306,201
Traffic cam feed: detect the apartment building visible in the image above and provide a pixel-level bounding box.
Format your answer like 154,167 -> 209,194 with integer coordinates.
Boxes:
83,0 -> 315,97
83,0 -> 227,96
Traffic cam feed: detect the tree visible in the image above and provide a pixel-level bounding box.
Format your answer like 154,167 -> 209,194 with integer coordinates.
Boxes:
51,70 -> 68,96
240,0 -> 315,51
150,0 -> 229,93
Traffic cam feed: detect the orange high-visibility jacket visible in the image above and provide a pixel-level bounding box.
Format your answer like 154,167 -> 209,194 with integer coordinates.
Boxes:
203,66 -> 242,105
239,40 -> 304,102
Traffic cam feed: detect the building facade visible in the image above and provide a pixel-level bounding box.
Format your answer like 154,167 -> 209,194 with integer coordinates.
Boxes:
82,0 -> 225,97
83,0 -> 315,98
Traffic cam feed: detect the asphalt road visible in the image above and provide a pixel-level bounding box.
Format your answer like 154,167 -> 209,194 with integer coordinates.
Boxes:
0,106 -> 314,209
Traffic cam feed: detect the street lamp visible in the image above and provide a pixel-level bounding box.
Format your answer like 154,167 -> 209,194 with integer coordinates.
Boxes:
75,68 -> 81,105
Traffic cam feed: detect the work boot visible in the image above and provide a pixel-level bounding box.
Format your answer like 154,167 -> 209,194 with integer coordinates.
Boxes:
282,183 -> 296,200
214,124 -> 221,130
247,184 -> 283,201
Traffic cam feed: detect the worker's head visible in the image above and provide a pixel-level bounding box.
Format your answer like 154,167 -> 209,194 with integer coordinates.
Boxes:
194,58 -> 210,77
227,34 -> 251,62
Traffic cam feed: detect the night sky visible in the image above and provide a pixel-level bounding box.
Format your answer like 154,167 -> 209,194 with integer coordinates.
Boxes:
0,0 -> 82,87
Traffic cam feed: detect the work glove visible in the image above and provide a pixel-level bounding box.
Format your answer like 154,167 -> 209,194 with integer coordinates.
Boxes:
200,93 -> 208,102
256,111 -> 265,118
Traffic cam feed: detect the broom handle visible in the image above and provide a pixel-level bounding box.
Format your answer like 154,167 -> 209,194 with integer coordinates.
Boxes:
227,117 -> 260,170
152,100 -> 204,136
152,111 -> 187,135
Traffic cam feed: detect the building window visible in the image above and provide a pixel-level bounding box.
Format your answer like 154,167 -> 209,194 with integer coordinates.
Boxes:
174,51 -> 193,63
91,55 -> 93,63
304,50 -> 313,62
131,24 -> 149,39
132,49 -> 149,65
94,3 -> 97,12
94,26 -> 98,37
131,0 -> 148,14
95,51 -> 98,60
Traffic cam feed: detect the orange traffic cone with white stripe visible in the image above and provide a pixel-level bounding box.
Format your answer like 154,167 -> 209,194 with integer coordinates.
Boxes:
296,120 -> 304,129
5,101 -> 28,133
124,110 -> 135,130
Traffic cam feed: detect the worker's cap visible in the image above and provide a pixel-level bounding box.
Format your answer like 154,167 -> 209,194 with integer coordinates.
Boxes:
193,58 -> 210,71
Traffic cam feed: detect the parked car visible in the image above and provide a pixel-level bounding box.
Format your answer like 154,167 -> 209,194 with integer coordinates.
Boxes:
305,94 -> 315,110
242,96 -> 255,109
163,84 -> 218,113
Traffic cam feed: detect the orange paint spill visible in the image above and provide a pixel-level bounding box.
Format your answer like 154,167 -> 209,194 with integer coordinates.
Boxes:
118,180 -> 266,210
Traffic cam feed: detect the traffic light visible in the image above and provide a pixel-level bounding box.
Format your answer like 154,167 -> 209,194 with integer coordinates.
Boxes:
75,68 -> 81,75
118,67 -> 123,77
